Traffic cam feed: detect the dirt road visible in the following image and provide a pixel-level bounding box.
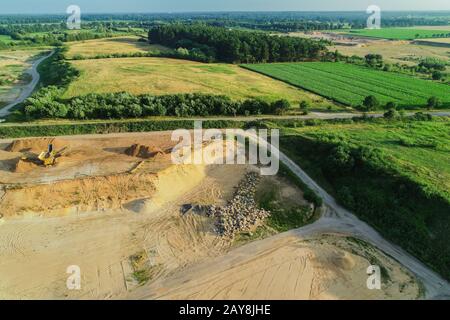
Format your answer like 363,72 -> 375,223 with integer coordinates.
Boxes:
253,133 -> 450,299
0,51 -> 54,119
132,132 -> 450,300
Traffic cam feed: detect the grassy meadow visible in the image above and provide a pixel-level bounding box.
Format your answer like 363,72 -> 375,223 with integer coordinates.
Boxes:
243,62 -> 450,108
65,57 -> 333,107
65,36 -> 170,59
286,120 -> 450,198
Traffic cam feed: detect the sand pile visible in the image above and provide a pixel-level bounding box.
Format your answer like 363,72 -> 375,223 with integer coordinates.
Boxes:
6,138 -> 66,154
125,144 -> 165,159
13,158 -> 39,173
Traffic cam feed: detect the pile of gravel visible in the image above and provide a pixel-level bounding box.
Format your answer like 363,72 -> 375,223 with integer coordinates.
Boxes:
207,172 -> 270,238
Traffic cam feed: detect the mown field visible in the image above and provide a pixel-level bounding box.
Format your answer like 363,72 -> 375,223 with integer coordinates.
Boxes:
347,28 -> 450,40
278,118 -> 450,280
65,57 -> 333,107
65,36 -> 170,59
243,62 -> 450,108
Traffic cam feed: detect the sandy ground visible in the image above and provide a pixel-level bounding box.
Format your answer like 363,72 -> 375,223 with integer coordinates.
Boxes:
0,132 -> 421,300
130,234 -> 419,300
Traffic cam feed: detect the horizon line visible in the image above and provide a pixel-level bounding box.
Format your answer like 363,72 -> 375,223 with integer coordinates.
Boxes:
1,9 -> 450,15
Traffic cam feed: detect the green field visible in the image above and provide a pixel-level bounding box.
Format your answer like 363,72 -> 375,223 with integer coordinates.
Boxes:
285,120 -> 450,200
0,35 -> 17,45
278,118 -> 450,280
242,62 -> 450,108
347,28 -> 450,40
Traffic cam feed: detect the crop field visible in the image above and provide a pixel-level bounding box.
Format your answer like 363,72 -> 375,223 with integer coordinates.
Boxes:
65,57 -> 333,107
65,36 -> 170,59
347,28 -> 450,40
242,62 -> 450,107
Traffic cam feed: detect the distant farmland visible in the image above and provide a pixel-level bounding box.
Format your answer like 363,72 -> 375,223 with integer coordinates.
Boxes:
242,62 -> 450,108
346,28 -> 450,40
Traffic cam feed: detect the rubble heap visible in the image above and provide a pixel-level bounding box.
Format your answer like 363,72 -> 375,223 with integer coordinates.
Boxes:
125,144 -> 164,159
207,172 -> 270,238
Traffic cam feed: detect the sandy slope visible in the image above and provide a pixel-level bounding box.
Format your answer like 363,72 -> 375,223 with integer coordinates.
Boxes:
0,132 -> 437,300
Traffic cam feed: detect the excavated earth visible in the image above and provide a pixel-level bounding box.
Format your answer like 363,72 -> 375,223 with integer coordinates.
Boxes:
0,132 -> 420,299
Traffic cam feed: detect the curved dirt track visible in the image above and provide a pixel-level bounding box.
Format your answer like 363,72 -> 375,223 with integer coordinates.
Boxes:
256,133 -> 450,299
0,51 -> 54,118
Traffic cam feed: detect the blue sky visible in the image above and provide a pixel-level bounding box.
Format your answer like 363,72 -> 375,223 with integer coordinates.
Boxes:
1,0 -> 449,14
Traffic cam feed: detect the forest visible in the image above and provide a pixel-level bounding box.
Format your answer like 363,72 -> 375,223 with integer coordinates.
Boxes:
148,24 -> 328,63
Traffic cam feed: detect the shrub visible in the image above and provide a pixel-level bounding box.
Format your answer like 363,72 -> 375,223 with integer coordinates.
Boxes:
384,101 -> 398,110
362,95 -> 380,111
271,99 -> 291,115
427,96 -> 441,109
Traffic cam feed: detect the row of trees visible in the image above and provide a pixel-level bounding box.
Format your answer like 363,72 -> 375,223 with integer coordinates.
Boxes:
357,95 -> 444,112
148,24 -> 328,63
23,88 -> 293,120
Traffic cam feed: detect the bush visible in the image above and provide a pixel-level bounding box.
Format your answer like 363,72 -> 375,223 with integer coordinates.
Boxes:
299,100 -> 310,114
432,71 -> 444,81
384,101 -> 398,110
427,96 -> 441,109
271,99 -> 291,115
362,95 -> 380,111
384,108 -> 400,119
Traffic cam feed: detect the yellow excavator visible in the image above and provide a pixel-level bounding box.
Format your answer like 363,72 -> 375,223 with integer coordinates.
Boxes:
37,144 -> 58,167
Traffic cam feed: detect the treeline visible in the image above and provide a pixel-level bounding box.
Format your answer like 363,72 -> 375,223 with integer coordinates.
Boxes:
2,12 -> 448,30
280,131 -> 450,280
149,24 -> 328,63
0,23 -> 134,47
23,88 -> 293,120
37,48 -> 79,87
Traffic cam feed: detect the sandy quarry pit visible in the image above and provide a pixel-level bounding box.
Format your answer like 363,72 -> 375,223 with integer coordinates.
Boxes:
0,132 -> 420,300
